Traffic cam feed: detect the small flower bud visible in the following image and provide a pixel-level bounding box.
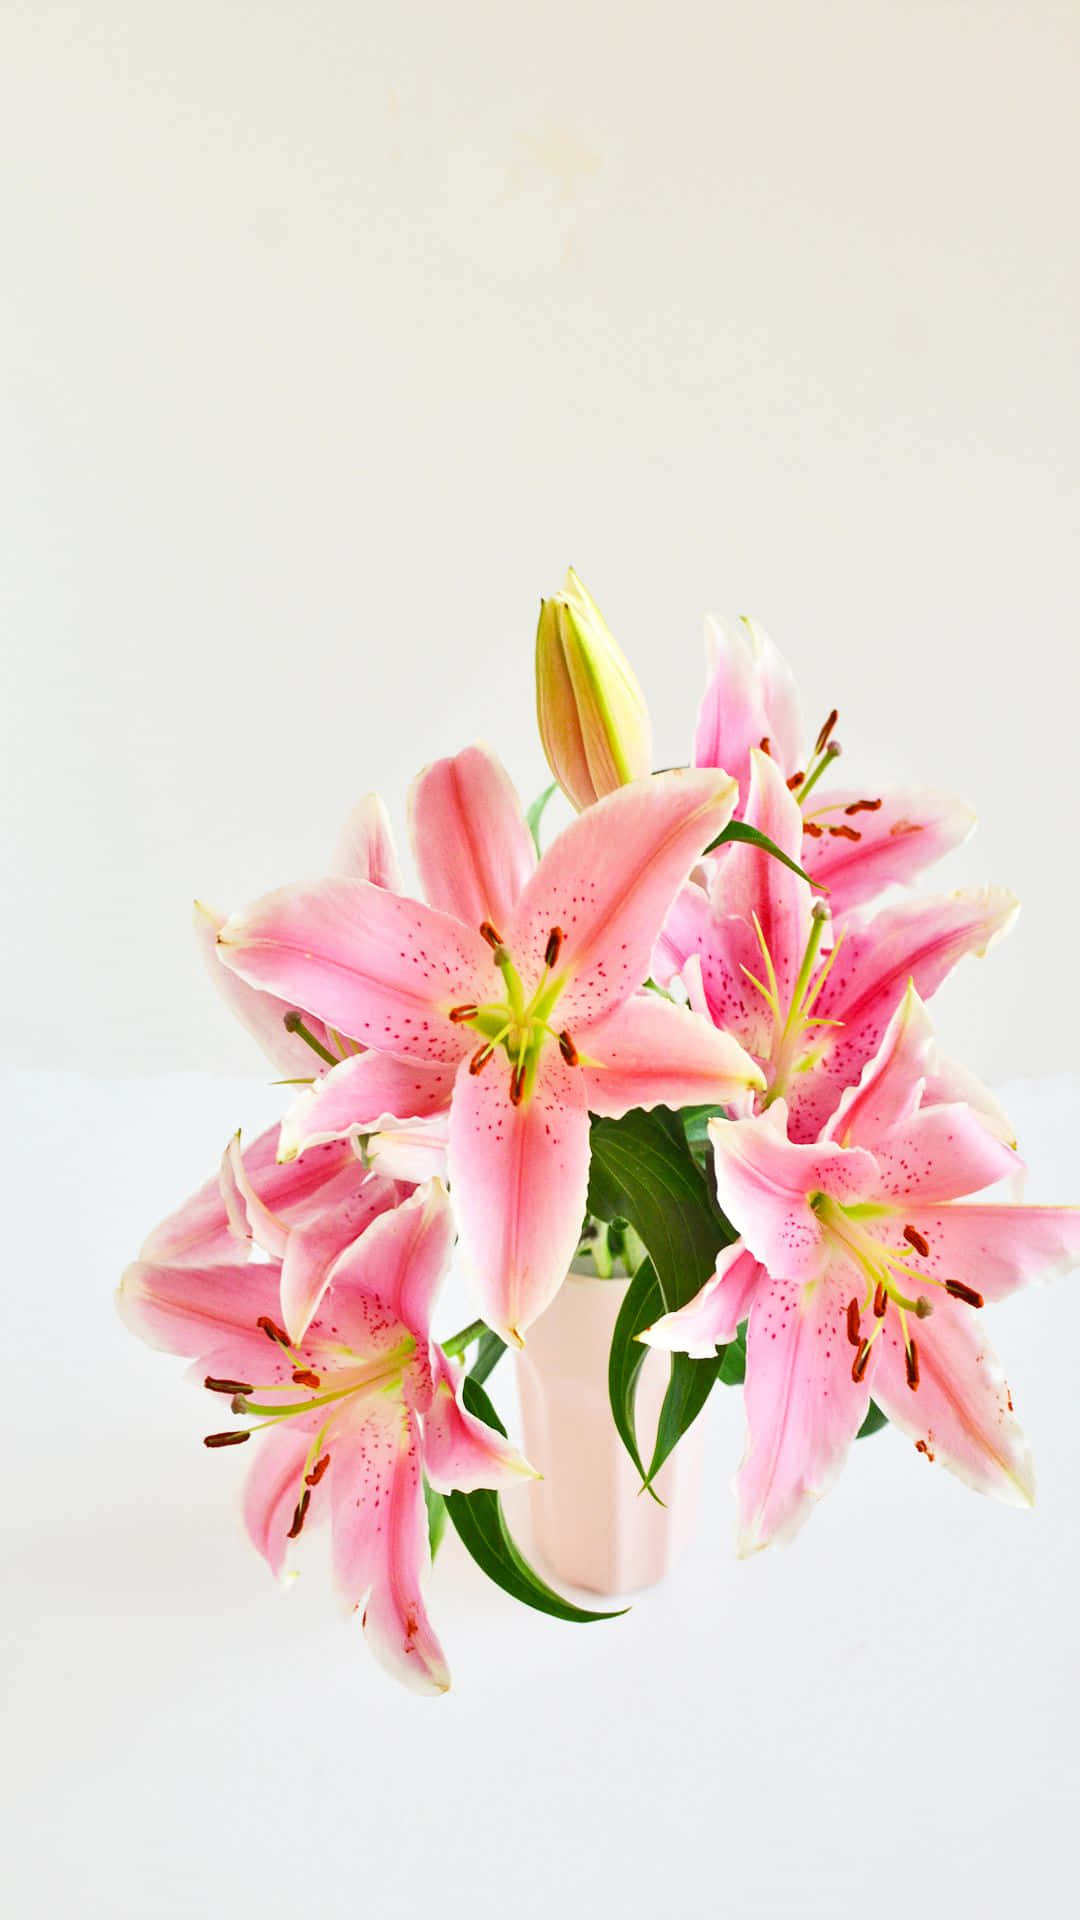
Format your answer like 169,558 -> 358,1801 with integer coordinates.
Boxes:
535,569 -> 652,810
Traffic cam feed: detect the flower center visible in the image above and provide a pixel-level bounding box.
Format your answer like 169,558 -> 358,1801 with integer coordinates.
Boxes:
449,923 -> 580,1106
743,903 -> 844,1106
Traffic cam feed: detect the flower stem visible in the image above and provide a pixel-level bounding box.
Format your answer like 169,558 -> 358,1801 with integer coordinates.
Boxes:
441,1317 -> 488,1359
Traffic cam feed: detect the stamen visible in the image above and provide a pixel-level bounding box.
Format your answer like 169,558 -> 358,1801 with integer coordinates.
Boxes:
449,1004 -> 478,1023
287,1489 -> 311,1538
844,798 -> 882,815
292,1368 -> 320,1389
786,771 -> 805,791
256,1315 -> 290,1345
469,1043 -> 495,1075
814,708 -> 839,755
905,1340 -> 920,1391
803,821 -> 824,838
305,1454 -> 330,1487
204,1376 -> 253,1395
558,1029 -> 579,1066
945,1279 -> 984,1309
203,1430 -> 250,1448
852,1339 -> 872,1382
873,1282 -> 888,1318
903,1225 -> 930,1257
827,824 -> 862,841
914,1297 -> 934,1318
759,736 -> 772,755
281,1011 -> 338,1067
846,1298 -> 861,1347
479,921 -> 504,950
544,927 -> 564,968
509,1062 -> 527,1105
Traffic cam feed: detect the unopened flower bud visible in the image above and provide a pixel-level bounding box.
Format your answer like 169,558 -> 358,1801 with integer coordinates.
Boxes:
535,568 -> 652,810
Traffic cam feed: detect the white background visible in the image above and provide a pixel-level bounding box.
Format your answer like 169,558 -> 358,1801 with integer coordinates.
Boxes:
3,0 -> 1079,1083
4,5 -> 1080,1916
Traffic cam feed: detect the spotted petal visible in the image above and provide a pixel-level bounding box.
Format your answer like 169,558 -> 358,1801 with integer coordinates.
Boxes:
278,1051 -> 456,1161
708,1107 -> 878,1284
579,992 -> 764,1117
800,785 -> 975,916
423,1353 -> 537,1493
409,744 -> 536,930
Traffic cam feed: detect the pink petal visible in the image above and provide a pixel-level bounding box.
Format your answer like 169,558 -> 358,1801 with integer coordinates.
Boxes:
242,1427 -> 313,1580
508,769 -> 738,1027
322,1182 -> 455,1348
800,785 -> 975,916
881,1202 -> 1080,1304
366,1114 -> 450,1184
652,883 -> 772,1061
193,901 -> 341,1077
221,1132 -> 290,1258
329,1400 -> 451,1694
280,1171 -> 401,1343
408,744 -> 536,931
869,1104 -> 1018,1203
693,615 -> 803,798
139,1124 -> 280,1268
117,1257 -> 280,1360
422,1353 -> 537,1493
579,992 -> 764,1117
331,792 -> 401,889
642,1242 -> 765,1358
708,1108 -> 878,1283
871,1294 -> 1034,1504
824,981 -> 934,1147
217,879 -> 490,1064
735,1273 -> 871,1553
707,747 -> 811,1011
446,1045 -> 590,1346
278,1052 -> 456,1160
922,1055 -> 1016,1147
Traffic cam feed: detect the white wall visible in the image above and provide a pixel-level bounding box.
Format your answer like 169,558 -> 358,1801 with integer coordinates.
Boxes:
4,0 -> 1077,1081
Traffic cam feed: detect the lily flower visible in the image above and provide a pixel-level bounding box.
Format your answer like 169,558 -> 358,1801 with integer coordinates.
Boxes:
119,1181 -> 534,1695
693,615 -> 975,914
217,753 -> 764,1343
654,747 -> 1016,1142
643,986 -> 1080,1552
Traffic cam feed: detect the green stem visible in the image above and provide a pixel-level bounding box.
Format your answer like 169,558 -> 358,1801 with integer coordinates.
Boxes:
441,1317 -> 488,1360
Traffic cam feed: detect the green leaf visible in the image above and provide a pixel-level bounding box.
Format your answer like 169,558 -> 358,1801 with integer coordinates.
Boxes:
526,782 -> 558,854
857,1400 -> 888,1439
716,1322 -> 747,1386
589,1108 -> 738,1488
468,1329 -> 507,1387
423,1478 -> 448,1560
444,1378 -> 625,1624
703,817 -> 819,889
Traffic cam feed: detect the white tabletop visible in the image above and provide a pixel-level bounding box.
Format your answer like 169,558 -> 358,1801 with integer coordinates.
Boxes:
6,1065 -> 1079,1918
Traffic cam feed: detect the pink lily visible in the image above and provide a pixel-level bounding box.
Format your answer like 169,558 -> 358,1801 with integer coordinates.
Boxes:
217,753 -> 764,1343
693,615 -> 975,914
643,985 -> 1080,1552
654,746 -> 1016,1143
119,1181 -> 534,1694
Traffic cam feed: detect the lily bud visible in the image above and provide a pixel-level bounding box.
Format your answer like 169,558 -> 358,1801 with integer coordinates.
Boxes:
535,568 -> 652,810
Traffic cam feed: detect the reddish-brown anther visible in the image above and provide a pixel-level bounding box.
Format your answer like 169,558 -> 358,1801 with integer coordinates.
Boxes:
846,1298 -> 861,1347
903,1224 -> 931,1257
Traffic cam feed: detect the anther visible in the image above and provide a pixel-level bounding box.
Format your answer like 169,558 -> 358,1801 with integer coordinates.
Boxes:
851,1340 -> 872,1382
846,1298 -> 861,1347
509,1062 -> 527,1106
449,1004 -> 478,1023
469,1043 -> 495,1075
914,1297 -> 934,1319
203,1430 -> 251,1448
814,708 -> 839,755
903,1225 -> 930,1257
305,1454 -> 330,1487
759,736 -> 772,756
292,1368 -> 320,1389
558,1029 -> 579,1066
479,921 -> 504,950
256,1315 -> 289,1345
827,824 -> 862,841
786,771 -> 805,790
844,798 -> 882,815
287,1489 -> 311,1538
905,1340 -> 920,1391
803,821 -> 824,838
945,1279 -> 984,1309
204,1376 -> 254,1395
873,1283 -> 888,1318
544,927 -> 564,968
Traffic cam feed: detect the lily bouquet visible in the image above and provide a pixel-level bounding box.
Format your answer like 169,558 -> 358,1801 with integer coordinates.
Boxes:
121,572 -> 1080,1693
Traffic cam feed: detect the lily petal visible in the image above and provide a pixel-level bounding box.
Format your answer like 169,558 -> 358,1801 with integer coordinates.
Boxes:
708,1108 -> 878,1283
735,1273 -> 871,1554
322,1182 -> 454,1348
800,786 -> 975,916
580,992 -> 764,1117
694,615 -> 803,799
366,1114 -> 450,1184
329,1400 -> 451,1694
508,769 -> 738,1026
446,1046 -> 590,1345
708,747 -> 811,1010
138,1125 -> 291,1268
193,901 -> 341,1077
279,1052 -> 456,1160
217,880 -> 490,1065
652,883 -> 772,1060
871,1294 -> 1034,1505
280,1171 -> 401,1344
870,1104 -> 1018,1203
882,1202 -> 1080,1303
409,744 -> 536,930
117,1257 -> 281,1361
824,981 -> 934,1147
642,1242 -> 764,1358
331,792 -> 401,889
423,1353 -> 537,1493
243,1427 -> 314,1581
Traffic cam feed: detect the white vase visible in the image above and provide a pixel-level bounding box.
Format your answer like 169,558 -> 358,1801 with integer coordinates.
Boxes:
513,1265 -> 706,1596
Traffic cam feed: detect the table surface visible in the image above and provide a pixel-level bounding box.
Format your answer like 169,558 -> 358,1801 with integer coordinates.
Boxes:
5,1065 -> 1079,1919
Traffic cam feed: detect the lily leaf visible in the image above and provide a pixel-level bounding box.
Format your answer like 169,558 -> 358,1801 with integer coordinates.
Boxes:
703,817 -> 820,889
857,1400 -> 888,1439
444,1378 -> 626,1624
423,1477 -> 448,1560
526,782 -> 558,854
